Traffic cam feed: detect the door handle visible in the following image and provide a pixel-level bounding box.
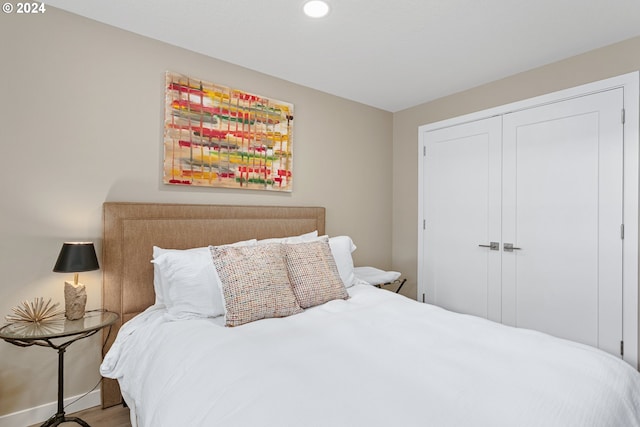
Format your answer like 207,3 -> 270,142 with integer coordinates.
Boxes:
503,243 -> 521,252
478,242 -> 499,250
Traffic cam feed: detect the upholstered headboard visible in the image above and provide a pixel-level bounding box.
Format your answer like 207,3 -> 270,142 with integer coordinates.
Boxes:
101,202 -> 325,407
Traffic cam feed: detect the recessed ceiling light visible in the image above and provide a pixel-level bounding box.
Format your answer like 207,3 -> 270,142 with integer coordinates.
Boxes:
303,0 -> 330,18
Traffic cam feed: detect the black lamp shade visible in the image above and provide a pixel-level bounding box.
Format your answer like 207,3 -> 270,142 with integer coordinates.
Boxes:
53,242 -> 100,273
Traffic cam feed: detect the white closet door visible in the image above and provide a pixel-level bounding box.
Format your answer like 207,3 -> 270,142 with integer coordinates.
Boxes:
423,117 -> 502,321
501,89 -> 623,355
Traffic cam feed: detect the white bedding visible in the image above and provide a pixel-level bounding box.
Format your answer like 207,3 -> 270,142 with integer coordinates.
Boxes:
101,285 -> 640,427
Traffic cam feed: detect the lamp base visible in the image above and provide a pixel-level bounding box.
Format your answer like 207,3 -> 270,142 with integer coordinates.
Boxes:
64,281 -> 87,320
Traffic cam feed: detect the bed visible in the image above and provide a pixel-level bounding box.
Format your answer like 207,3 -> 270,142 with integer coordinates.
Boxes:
99,202 -> 640,427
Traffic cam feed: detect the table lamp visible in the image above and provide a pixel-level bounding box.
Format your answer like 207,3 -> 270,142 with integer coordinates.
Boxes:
53,242 -> 99,320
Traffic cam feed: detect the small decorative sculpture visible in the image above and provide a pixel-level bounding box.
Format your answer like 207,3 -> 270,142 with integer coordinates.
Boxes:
5,297 -> 65,323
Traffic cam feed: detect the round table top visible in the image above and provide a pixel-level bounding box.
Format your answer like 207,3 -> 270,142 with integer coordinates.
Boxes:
0,310 -> 118,341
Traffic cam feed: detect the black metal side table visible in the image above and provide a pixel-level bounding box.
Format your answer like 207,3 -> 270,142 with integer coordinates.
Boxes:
0,310 -> 118,427
375,278 -> 407,293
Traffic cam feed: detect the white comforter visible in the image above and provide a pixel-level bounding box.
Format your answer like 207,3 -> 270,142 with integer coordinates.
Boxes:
101,285 -> 640,427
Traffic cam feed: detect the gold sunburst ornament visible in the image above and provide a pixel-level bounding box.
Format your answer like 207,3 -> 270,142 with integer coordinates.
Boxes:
5,298 -> 65,324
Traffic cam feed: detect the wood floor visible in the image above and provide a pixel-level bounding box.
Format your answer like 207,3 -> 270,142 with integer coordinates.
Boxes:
28,405 -> 131,427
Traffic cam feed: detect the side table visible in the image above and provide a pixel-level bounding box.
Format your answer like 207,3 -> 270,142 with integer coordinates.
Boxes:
353,266 -> 406,293
0,309 -> 119,427
378,277 -> 407,294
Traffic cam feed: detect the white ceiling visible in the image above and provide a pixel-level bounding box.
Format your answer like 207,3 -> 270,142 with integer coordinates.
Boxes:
45,0 -> 640,112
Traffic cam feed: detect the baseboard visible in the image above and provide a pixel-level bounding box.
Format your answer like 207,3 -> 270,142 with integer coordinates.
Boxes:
0,389 -> 100,427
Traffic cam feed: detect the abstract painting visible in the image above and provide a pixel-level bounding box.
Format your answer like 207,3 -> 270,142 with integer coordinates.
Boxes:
163,71 -> 294,192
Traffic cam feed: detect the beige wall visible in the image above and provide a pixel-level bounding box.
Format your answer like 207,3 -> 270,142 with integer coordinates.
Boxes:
0,8 -> 392,417
393,36 -> 640,300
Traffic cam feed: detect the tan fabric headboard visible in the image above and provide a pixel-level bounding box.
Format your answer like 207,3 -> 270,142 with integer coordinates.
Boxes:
101,202 -> 325,408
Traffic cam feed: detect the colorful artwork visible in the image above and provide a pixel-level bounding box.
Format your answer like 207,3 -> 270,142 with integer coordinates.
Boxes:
163,72 -> 294,192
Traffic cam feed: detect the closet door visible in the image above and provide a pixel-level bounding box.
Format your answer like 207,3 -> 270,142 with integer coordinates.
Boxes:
501,89 -> 623,355
422,117 -> 502,321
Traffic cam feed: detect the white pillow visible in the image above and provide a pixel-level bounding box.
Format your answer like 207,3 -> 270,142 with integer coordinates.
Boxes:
328,235 -> 359,287
152,249 -> 222,319
256,230 -> 318,245
152,239 -> 256,318
152,246 -> 202,306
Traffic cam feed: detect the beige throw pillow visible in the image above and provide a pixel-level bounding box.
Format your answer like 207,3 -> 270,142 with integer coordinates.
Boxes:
284,237 -> 349,308
211,243 -> 302,327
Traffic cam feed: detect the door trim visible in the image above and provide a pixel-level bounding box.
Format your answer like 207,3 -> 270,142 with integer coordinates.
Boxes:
417,71 -> 639,369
